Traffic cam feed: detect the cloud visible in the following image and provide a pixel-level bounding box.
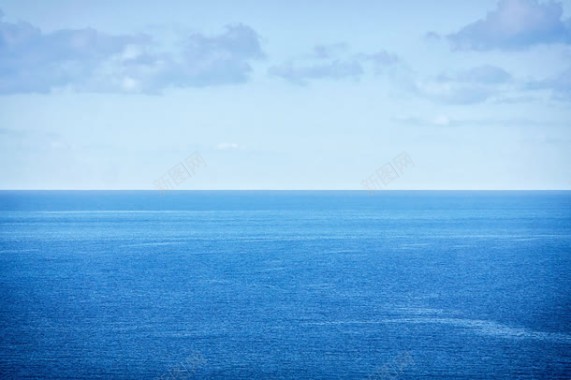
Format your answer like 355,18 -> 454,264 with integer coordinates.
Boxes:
393,115 -> 455,127
99,24 -> 265,93
416,82 -> 500,104
216,142 -> 244,151
0,127 -> 72,151
416,64 -> 571,104
414,65 -> 514,104
176,24 -> 264,87
0,10 -> 264,94
311,43 -> 349,59
436,65 -> 512,84
526,66 -> 571,99
269,44 -> 399,85
359,50 -> 401,74
447,0 -> 571,50
0,13 -> 147,93
269,60 -> 363,85
393,115 -> 569,128
0,127 -> 59,139
0,128 -> 27,137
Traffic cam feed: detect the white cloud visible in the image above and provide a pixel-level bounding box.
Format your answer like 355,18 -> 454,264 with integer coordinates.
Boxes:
269,44 -> 399,85
526,65 -> 571,100
0,9 -> 265,94
311,43 -> 349,59
447,0 -> 571,50
411,65 -> 515,104
436,65 -> 512,84
433,115 -> 452,126
216,142 -> 243,151
269,60 -> 363,85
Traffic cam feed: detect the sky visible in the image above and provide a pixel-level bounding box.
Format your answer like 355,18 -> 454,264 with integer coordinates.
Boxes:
0,0 -> 570,190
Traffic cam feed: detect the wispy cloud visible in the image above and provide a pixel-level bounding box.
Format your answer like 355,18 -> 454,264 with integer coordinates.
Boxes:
311,42 -> 349,59
0,10 -> 264,94
410,63 -> 571,104
393,115 -> 455,127
436,65 -> 512,84
525,66 -> 571,100
174,24 -> 265,87
268,43 -> 399,85
216,142 -> 244,151
269,60 -> 364,85
359,50 -> 401,74
413,65 -> 514,104
445,0 -> 571,51
0,127 -> 73,151
393,115 -> 569,128
0,12 -> 148,94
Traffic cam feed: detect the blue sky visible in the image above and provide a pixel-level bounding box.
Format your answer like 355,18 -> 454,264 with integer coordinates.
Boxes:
0,0 -> 570,189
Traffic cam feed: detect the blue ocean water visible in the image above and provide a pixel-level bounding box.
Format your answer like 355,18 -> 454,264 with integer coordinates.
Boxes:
0,191 -> 570,379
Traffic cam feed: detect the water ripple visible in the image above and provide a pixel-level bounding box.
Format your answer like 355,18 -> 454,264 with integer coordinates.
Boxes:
304,317 -> 571,343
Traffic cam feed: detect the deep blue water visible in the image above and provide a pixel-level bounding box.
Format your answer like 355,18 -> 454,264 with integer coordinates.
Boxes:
1,191 -> 570,379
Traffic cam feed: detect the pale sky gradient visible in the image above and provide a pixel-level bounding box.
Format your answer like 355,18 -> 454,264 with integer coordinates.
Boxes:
1,0 -> 570,189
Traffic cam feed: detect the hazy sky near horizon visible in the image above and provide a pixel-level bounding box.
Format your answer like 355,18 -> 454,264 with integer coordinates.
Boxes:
1,0 -> 570,189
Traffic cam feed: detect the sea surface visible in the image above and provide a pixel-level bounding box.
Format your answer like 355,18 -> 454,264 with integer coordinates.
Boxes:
0,191 -> 570,379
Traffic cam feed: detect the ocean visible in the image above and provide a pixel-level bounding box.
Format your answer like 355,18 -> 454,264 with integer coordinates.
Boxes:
0,191 -> 570,379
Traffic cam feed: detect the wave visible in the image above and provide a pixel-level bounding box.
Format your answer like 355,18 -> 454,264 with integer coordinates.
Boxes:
304,317 -> 571,343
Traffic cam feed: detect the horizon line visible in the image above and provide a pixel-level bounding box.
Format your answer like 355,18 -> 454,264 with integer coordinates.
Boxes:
1,189 -> 570,192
